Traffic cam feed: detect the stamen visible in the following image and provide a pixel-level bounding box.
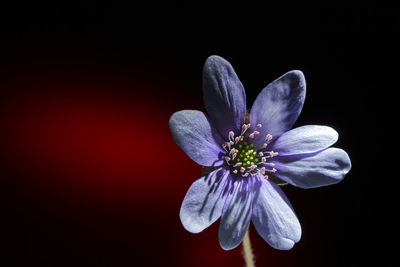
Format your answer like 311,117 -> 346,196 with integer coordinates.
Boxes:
223,125 -> 279,178
268,151 -> 278,157
241,123 -> 251,135
225,142 -> 231,149
263,143 -> 268,148
222,143 -> 228,151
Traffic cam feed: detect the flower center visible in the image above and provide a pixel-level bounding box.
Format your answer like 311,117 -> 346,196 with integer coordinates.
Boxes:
222,123 -> 278,179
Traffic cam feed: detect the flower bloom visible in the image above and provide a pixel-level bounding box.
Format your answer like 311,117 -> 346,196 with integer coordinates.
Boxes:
169,56 -> 351,250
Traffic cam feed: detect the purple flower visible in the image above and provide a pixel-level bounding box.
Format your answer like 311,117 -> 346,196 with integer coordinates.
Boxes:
169,56 -> 351,250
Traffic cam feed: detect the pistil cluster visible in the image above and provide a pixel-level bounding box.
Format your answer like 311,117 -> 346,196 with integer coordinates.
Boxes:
222,123 -> 279,179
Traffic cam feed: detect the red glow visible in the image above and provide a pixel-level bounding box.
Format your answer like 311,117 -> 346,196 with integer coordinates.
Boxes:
0,72 -> 198,203
0,69 -> 278,266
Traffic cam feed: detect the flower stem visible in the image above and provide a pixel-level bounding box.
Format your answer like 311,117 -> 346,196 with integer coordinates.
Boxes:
242,229 -> 255,267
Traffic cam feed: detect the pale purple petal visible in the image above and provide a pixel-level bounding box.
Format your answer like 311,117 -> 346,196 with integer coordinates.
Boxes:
169,110 -> 224,167
252,176 -> 301,250
203,55 -> 247,139
272,148 -> 352,189
271,125 -> 338,156
180,168 -> 231,233
218,177 -> 261,250
249,70 -> 306,148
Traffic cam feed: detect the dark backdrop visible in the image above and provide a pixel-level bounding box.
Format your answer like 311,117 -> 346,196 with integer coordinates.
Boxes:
0,2 -> 391,267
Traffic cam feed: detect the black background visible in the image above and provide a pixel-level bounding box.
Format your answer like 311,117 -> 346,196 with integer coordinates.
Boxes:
0,2 -> 393,266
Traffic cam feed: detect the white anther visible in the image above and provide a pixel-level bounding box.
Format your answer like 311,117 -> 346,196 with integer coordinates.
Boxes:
263,143 -> 268,148
241,124 -> 251,135
240,167 -> 245,173
256,123 -> 262,128
225,142 -> 231,149
268,151 -> 278,157
234,162 -> 242,167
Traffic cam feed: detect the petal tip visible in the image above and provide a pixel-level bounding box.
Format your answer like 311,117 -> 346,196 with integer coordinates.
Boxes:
288,69 -> 305,79
179,210 -> 203,234
218,238 -> 242,250
330,148 -> 352,179
168,110 -> 181,129
330,127 -> 339,143
287,70 -> 306,88
204,55 -> 228,67
274,237 -> 296,250
341,149 -> 352,175
320,125 -> 339,145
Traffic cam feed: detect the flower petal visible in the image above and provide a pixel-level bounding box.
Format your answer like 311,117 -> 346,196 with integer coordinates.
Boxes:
169,110 -> 224,167
249,70 -> 306,148
252,177 -> 301,250
202,55 -> 247,139
180,168 -> 231,233
271,125 -> 338,156
272,148 -> 352,189
218,177 -> 261,250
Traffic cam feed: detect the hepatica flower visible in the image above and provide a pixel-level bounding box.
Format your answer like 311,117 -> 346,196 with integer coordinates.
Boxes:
169,56 -> 351,250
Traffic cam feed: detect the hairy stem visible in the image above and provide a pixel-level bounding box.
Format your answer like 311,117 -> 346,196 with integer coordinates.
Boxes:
242,230 -> 255,267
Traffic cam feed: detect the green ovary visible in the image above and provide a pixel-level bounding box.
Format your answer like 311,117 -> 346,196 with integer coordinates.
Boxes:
234,143 -> 258,167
